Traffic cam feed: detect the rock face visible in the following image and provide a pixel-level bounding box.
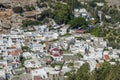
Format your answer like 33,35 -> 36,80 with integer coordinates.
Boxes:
0,0 -> 37,7
0,9 -> 24,33
2,24 -> 11,29
0,0 -> 11,4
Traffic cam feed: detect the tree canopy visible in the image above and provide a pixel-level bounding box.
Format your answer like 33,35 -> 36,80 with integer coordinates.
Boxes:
66,62 -> 120,80
66,62 -> 90,80
40,9 -> 53,19
12,6 -> 24,13
76,63 -> 90,80
24,5 -> 35,11
68,17 -> 87,28
52,2 -> 71,24
22,20 -> 41,27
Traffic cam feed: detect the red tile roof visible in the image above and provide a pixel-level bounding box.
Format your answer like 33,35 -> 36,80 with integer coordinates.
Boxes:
8,49 -> 23,56
34,76 -> 42,80
75,29 -> 85,34
50,48 -> 62,57
7,46 -> 16,49
104,55 -> 110,61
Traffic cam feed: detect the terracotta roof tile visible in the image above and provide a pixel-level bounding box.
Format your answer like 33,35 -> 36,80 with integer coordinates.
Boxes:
34,76 -> 42,80
8,49 -> 23,56
104,55 -> 110,61
50,48 -> 62,57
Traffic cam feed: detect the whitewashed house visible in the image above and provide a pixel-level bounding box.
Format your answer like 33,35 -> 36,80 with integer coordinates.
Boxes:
32,32 -> 44,43
79,8 -> 88,17
29,43 -> 44,52
44,32 -> 59,41
44,67 -> 64,80
7,49 -> 23,62
74,8 -> 80,17
96,2 -> 104,7
87,59 -> 97,71
34,25 -> 49,32
61,66 -> 71,74
70,40 -> 86,53
0,60 -> 7,68
22,52 -> 33,59
10,28 -> 23,35
24,60 -> 41,68
74,61 -> 85,69
50,48 -> 63,62
59,25 -> 70,35
31,68 -> 48,80
60,40 -> 69,50
0,70 -> 6,80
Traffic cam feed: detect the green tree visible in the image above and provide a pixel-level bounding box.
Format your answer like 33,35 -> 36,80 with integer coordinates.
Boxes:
76,62 -> 90,80
41,9 -> 53,19
92,62 -> 120,80
21,46 -> 30,52
22,20 -> 41,27
53,2 -> 71,24
66,73 -> 76,80
65,69 -> 76,80
20,56 -> 26,67
24,5 -> 35,11
88,1 -> 97,8
68,17 -> 87,28
12,6 -> 24,13
67,62 -> 120,80
66,62 -> 90,80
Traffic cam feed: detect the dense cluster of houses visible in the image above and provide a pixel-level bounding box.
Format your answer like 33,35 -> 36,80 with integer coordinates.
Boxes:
0,23 -> 120,80
0,24 -> 69,80
0,0 -> 119,80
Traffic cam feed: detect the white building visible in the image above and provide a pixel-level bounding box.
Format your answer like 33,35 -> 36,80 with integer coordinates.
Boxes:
31,68 -> 48,80
29,43 -> 44,52
24,60 -> 41,68
0,70 -> 6,80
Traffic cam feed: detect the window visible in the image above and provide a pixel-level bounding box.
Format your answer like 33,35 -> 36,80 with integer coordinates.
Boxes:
53,75 -> 55,77
46,73 -> 48,77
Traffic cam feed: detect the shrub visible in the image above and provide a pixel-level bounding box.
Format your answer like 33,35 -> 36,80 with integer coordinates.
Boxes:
12,6 -> 24,13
